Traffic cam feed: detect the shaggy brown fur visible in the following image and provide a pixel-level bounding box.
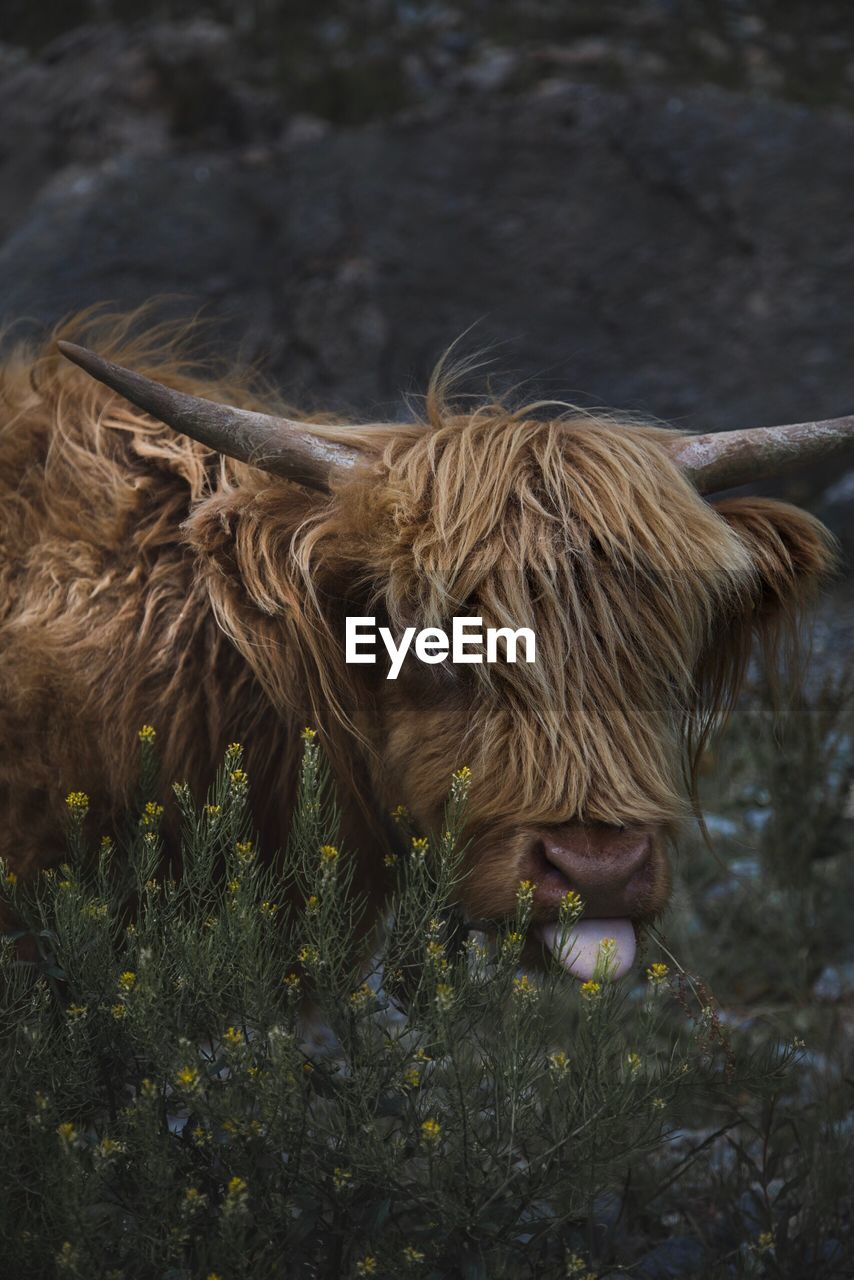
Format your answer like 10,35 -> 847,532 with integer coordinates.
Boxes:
0,311 -> 836,930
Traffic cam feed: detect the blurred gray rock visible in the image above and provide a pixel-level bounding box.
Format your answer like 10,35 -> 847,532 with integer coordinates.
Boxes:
635,1236 -> 706,1278
1,22 -> 854,474
455,44 -> 519,91
703,856 -> 761,908
815,467 -> 854,557
812,961 -> 854,1002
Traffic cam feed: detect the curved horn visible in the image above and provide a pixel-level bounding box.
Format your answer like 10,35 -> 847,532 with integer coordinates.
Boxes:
668,414 -> 854,494
57,341 -> 360,490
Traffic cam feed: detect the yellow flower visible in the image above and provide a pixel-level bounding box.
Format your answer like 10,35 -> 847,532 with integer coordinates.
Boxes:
559,889 -> 583,918
383,852 -> 398,867
355,1258 -> 377,1276
224,1025 -> 243,1047
319,844 -> 339,864
402,1066 -> 421,1089
298,945 -> 319,965
305,894 -> 319,914
434,982 -> 454,1012
140,1078 -> 157,1100
283,972 -> 301,992
56,1122 -> 77,1145
410,837 -> 428,856
5,870 -> 17,887
349,983 -> 373,1009
513,974 -> 537,1002
756,1231 -> 775,1255
95,1137 -> 125,1160
175,1066 -> 200,1090
547,1050 -> 570,1076
333,1166 -> 352,1190
138,724 -> 156,742
390,804 -> 408,821
451,766 -> 472,799
82,901 -> 108,919
65,791 -> 89,815
403,1245 -> 425,1265
204,804 -> 221,817
118,971 -> 136,993
301,726 -> 317,741
580,981 -> 601,1001
66,1003 -> 88,1021
183,1186 -> 206,1208
652,1096 -> 666,1111
465,937 -> 487,962
259,900 -> 278,918
646,962 -> 669,986
516,879 -> 535,905
626,1052 -> 642,1073
425,940 -> 445,961
111,1003 -> 126,1020
421,1117 -> 442,1145
140,801 -> 163,828
222,1174 -> 249,1214
206,1274 -> 223,1280
235,840 -> 255,862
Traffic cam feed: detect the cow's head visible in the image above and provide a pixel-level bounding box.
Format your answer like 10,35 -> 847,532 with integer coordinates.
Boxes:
58,342 -> 847,977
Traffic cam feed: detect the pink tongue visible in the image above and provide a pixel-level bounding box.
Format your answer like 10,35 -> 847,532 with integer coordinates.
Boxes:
537,918 -> 637,981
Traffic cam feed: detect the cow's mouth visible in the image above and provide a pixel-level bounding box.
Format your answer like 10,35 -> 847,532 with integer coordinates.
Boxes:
535,918 -> 637,981
455,821 -> 667,980
523,824 -> 663,980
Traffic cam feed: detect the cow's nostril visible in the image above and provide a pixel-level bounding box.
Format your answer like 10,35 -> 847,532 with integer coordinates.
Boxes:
528,839 -> 573,896
533,827 -> 654,917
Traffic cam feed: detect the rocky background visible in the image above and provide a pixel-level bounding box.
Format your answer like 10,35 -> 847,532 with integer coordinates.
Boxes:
0,1 -> 853,553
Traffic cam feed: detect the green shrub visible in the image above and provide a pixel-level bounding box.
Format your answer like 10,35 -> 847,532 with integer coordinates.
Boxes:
0,728 -> 843,1279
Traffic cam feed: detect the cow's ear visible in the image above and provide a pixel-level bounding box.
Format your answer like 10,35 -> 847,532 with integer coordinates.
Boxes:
712,496 -> 837,620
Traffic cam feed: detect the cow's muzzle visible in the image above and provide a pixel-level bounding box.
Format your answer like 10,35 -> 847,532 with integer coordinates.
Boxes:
521,823 -> 664,981
529,824 -> 656,918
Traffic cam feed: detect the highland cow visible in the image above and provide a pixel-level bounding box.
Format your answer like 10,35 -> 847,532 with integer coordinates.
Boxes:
1,313 -> 851,978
